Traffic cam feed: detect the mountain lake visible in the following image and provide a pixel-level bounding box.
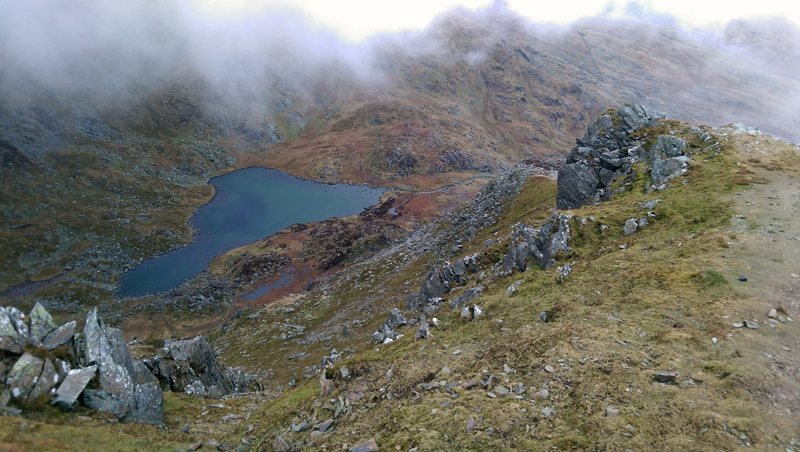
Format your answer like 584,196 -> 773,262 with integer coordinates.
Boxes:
117,167 -> 386,297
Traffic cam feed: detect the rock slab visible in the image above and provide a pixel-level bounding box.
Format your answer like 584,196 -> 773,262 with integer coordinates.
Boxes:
53,365 -> 97,411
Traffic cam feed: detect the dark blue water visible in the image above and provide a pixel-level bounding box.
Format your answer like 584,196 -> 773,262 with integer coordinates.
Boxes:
117,167 -> 385,297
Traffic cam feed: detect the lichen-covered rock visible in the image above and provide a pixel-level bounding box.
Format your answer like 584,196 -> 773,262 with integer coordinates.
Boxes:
647,135 -> 689,185
385,308 -> 407,330
28,358 -> 58,402
7,307 -> 28,339
0,303 -> 169,424
616,104 -> 664,132
53,366 -> 97,411
319,370 -> 335,397
651,155 -> 689,185
415,323 -> 432,341
503,241 -> 531,272
453,285 -> 483,306
83,308 -> 112,366
371,323 -> 397,344
132,360 -> 158,386
536,213 -> 572,268
99,362 -> 137,421
29,302 -> 58,345
162,336 -> 248,398
649,135 -> 687,159
419,270 -> 448,304
105,327 -> 136,382
1,307 -> 29,352
405,292 -> 421,311
0,336 -> 23,354
223,368 -> 253,394
142,355 -> 171,389
500,213 -> 572,273
623,219 -> 638,236
54,359 -> 71,383
371,328 -> 387,344
6,352 -> 44,400
0,309 -> 17,338
42,321 -> 76,350
133,382 -> 164,425
556,105 -> 672,210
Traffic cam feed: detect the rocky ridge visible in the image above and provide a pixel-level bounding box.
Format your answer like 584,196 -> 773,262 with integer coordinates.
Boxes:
377,106 -> 727,345
556,105 -> 713,210
253,115 -> 800,451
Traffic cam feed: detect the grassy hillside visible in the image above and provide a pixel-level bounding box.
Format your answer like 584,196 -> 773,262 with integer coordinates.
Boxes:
223,122 -> 800,451
4,117 -> 797,451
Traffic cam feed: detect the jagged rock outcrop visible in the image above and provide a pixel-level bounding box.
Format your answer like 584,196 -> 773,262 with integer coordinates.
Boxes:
144,336 -> 256,398
371,308 -> 409,344
406,253 -> 483,311
647,135 -> 690,185
6,353 -> 44,401
452,285 -> 484,307
41,321 -> 76,350
385,308 -> 408,330
555,163 -> 601,211
29,302 -> 58,346
500,212 -> 573,273
0,303 -> 255,425
0,307 -> 28,353
557,105 -> 683,210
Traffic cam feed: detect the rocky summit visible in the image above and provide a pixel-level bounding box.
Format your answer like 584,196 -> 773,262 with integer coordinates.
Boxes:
556,105 -> 696,210
1,3 -> 800,452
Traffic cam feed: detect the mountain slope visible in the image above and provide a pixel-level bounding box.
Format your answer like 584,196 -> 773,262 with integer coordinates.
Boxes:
1,8 -> 799,316
3,110 -> 798,451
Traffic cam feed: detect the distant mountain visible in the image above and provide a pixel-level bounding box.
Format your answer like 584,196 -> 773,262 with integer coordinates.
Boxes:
1,7 -> 798,186
0,5 -> 798,308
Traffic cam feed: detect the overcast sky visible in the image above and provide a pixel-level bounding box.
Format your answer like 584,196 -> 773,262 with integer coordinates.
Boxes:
195,0 -> 800,41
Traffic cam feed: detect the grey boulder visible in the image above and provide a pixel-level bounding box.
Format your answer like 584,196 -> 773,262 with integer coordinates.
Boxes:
133,382 -> 164,425
83,308 -> 112,366
649,135 -> 687,159
385,308 -> 408,330
6,352 -> 44,400
623,219 -> 638,236
82,389 -> 129,419
28,358 -> 58,402
556,163 -> 601,210
53,366 -> 97,411
0,307 -> 28,353
29,302 -> 58,345
41,321 -> 76,350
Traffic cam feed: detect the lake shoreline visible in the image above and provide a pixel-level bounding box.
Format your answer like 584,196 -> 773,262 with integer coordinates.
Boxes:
116,167 -> 388,297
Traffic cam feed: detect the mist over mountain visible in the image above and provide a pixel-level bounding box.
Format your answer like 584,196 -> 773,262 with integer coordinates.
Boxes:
1,1 -> 798,146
